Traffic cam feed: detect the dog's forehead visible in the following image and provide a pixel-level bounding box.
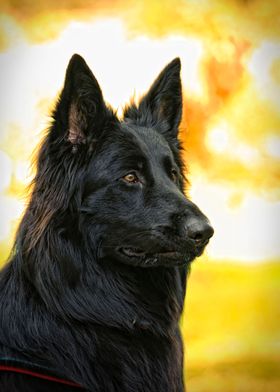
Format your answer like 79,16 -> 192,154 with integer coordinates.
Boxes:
118,122 -> 173,158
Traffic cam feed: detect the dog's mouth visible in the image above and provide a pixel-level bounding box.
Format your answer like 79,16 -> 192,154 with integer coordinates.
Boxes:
120,247 -> 146,258
118,246 -> 187,267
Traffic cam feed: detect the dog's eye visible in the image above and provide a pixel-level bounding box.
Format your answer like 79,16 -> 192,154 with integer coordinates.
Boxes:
122,173 -> 139,184
171,169 -> 178,182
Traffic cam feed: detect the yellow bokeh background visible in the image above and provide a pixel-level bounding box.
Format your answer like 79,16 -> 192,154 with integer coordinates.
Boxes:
0,1 -> 279,391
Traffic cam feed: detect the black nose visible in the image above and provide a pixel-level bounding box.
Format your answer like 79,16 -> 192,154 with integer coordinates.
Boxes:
187,218 -> 214,246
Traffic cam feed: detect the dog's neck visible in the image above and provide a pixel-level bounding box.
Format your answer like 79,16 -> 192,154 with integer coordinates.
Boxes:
0,238 -> 188,388
2,247 -> 187,338
96,260 -> 187,334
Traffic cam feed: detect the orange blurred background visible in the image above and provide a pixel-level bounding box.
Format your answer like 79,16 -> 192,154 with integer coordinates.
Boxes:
0,1 -> 279,391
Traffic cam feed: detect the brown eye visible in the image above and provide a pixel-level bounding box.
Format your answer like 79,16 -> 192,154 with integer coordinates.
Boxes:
123,173 -> 139,184
171,169 -> 177,182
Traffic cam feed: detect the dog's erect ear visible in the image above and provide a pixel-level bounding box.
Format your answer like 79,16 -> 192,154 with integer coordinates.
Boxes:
124,58 -> 182,142
52,54 -> 113,146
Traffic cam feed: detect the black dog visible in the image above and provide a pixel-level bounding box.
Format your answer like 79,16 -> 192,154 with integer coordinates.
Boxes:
0,55 -> 213,391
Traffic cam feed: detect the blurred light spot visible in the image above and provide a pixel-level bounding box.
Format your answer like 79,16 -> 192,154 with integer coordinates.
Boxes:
0,150 -> 12,192
15,160 -> 32,185
0,196 -> 24,241
265,135 -> 280,159
206,121 -> 260,165
0,14 -> 25,50
206,122 -> 230,153
233,144 -> 259,166
248,41 -> 280,110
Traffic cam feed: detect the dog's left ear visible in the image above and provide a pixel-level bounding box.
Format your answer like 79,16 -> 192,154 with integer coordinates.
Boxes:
124,58 -> 182,143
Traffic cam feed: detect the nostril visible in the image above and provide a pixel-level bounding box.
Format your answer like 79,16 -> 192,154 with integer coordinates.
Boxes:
187,221 -> 214,245
191,232 -> 204,243
188,229 -> 205,245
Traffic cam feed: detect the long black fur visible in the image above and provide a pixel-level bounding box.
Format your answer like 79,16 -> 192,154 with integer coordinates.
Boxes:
0,55 -> 213,391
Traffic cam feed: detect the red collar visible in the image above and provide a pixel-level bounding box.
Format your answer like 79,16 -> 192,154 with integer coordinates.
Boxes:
0,357 -> 83,388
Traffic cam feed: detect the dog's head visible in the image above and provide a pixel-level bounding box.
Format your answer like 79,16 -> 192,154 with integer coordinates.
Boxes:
33,54 -> 213,269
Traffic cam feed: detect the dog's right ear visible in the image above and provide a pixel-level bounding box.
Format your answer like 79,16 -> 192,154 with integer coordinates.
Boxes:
51,54 -> 115,147
123,58 -> 182,145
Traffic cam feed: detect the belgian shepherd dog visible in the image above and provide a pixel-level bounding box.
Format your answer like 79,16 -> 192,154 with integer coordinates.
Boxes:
0,55 -> 213,391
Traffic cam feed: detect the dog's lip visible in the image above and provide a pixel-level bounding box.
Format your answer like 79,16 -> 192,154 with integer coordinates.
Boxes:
118,246 -> 181,259
154,251 -> 181,258
120,247 -> 146,257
